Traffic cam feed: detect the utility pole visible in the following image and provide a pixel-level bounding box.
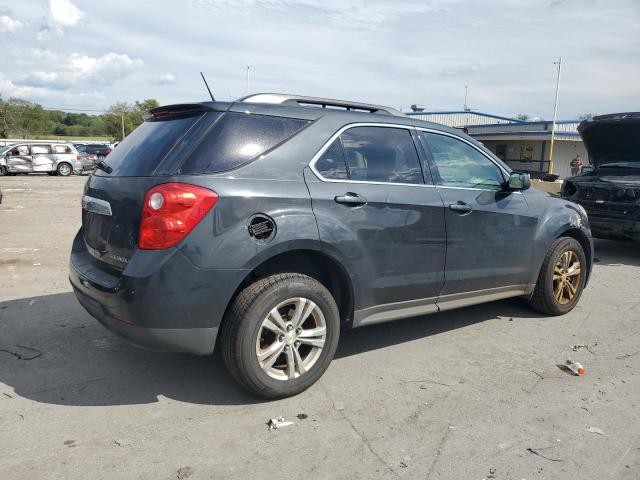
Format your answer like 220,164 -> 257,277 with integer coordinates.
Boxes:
246,64 -> 250,95
548,57 -> 562,174
464,85 -> 468,111
121,109 -> 125,141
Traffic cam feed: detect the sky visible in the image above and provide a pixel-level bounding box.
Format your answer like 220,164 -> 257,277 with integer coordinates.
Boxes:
0,0 -> 639,119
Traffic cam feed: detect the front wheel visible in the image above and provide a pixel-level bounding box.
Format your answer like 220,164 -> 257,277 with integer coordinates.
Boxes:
528,237 -> 587,315
220,273 -> 340,398
0,165 -> 6,176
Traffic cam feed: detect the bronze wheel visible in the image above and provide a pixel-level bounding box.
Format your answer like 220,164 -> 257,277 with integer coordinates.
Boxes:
529,237 -> 587,316
552,250 -> 582,305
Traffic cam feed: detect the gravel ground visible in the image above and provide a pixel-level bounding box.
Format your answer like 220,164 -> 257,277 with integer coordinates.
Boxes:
1,175 -> 639,480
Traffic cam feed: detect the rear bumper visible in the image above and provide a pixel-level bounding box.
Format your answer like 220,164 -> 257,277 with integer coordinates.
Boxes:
588,215 -> 640,242
72,286 -> 218,354
75,164 -> 95,173
69,230 -> 248,355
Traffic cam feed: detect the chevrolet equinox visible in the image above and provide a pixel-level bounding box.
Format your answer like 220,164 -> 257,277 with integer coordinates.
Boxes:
70,94 -> 593,398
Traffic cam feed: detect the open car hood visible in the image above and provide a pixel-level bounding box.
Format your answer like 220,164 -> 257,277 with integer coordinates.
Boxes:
578,112 -> 640,168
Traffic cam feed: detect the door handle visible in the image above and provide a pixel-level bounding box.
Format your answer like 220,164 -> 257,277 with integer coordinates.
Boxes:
449,202 -> 473,214
335,193 -> 367,207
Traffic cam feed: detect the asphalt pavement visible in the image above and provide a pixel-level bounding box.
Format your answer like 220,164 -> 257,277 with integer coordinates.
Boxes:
1,175 -> 638,479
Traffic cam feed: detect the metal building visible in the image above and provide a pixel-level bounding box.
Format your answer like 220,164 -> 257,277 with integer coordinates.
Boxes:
406,110 -> 586,179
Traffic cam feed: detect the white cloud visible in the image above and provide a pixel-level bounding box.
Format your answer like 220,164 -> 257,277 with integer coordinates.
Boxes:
0,73 -> 104,108
0,14 -> 24,32
38,0 -> 84,39
16,52 -> 144,91
150,73 -> 177,85
68,52 -> 144,81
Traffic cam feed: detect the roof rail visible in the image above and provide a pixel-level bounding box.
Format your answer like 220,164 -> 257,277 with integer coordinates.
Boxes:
237,93 -> 404,117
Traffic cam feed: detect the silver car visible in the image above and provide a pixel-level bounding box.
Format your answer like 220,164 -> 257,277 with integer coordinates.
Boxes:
0,143 -> 84,176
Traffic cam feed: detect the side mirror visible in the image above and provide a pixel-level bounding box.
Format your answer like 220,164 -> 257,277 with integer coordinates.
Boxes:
507,172 -> 531,191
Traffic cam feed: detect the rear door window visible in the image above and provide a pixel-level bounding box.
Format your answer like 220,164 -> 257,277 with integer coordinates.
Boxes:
97,114 -> 202,176
338,126 -> 424,184
32,145 -> 52,154
315,139 -> 349,180
180,112 -> 309,174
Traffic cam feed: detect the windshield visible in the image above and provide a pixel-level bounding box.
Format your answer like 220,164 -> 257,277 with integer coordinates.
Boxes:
0,145 -> 13,155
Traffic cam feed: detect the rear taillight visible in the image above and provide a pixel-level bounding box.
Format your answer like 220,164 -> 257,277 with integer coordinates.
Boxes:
138,183 -> 218,250
77,155 -> 81,160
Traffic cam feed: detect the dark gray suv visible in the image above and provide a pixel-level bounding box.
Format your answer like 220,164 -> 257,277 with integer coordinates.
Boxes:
69,94 -> 593,398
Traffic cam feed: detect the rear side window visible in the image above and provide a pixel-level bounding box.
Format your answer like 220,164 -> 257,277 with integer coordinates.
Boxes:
54,145 -> 72,154
98,115 -> 201,176
180,112 -> 309,174
338,127 -> 423,184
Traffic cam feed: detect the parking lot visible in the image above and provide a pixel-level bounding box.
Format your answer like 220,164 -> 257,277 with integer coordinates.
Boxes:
0,175 -> 638,479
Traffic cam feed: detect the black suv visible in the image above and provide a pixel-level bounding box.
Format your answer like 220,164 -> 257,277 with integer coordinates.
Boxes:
70,94 -> 593,398
562,112 -> 640,242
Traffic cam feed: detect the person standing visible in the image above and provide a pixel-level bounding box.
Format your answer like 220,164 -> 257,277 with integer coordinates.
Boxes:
570,154 -> 584,176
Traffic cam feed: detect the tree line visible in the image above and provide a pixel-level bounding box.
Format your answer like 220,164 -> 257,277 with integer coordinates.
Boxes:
0,95 -> 159,140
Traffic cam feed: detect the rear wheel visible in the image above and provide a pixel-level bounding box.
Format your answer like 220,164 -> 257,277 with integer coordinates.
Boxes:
0,165 -> 6,176
528,237 -> 586,315
56,163 -> 72,176
220,273 -> 340,398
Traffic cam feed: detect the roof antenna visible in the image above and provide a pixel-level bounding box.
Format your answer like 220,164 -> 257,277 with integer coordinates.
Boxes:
200,72 -> 215,101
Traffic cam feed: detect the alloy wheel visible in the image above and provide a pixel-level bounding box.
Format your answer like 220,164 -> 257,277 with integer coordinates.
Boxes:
552,250 -> 581,305
255,297 -> 327,381
58,164 -> 71,176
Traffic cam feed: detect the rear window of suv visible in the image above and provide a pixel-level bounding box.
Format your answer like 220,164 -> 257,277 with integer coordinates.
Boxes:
96,114 -> 202,176
179,112 -> 309,174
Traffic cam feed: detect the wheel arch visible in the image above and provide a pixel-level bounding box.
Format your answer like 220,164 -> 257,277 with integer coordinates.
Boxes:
226,248 -> 354,327
559,227 -> 593,285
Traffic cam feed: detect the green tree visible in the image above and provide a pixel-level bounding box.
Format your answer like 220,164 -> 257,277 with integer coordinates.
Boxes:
517,113 -> 530,121
103,99 -> 159,140
0,95 -> 160,140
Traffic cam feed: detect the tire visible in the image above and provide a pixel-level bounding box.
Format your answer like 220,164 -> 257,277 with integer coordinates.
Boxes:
0,165 -> 6,176
56,163 -> 72,176
528,237 -> 587,316
220,273 -> 340,398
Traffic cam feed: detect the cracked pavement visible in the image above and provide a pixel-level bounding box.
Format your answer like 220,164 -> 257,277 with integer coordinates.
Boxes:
1,176 -> 639,479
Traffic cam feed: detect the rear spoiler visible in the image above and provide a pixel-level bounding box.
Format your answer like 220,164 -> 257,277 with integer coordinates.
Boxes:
144,103 -> 217,121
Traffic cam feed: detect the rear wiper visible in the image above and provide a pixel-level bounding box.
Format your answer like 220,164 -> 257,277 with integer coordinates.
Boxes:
95,160 -> 112,174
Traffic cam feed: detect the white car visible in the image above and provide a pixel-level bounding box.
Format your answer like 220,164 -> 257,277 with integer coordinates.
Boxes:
0,143 -> 85,176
